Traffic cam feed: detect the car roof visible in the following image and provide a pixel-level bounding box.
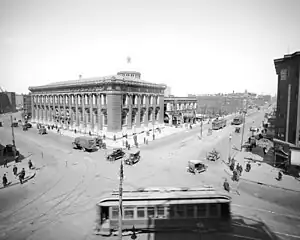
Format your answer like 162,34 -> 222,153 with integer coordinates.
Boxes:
189,159 -> 204,164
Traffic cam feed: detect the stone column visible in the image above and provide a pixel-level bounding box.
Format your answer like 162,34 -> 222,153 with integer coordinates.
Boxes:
89,93 -> 94,133
68,94 -> 73,129
144,94 -> 149,129
63,94 -> 66,129
81,93 -> 86,133
97,94 -> 102,134
135,94 -> 141,130
75,94 -> 79,129
127,94 -> 132,130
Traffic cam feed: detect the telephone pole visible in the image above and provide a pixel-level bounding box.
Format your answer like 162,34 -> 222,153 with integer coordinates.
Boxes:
240,95 -> 248,151
118,160 -> 124,240
10,115 -> 16,147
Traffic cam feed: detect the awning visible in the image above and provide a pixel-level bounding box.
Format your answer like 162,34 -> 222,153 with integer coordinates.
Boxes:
273,138 -> 297,148
291,149 -> 300,166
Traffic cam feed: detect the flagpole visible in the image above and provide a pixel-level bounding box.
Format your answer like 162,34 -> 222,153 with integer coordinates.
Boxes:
118,160 -> 124,240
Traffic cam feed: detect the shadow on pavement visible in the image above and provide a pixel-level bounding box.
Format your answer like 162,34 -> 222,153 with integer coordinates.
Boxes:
127,214 -> 279,240
0,143 -> 27,166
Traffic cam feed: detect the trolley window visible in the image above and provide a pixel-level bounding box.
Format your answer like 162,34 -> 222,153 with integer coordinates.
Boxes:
176,205 -> 185,218
111,207 -> 119,219
137,207 -> 145,218
124,207 -> 134,219
209,203 -> 219,217
196,204 -> 207,217
147,207 -> 155,218
157,206 -> 165,218
186,205 -> 195,218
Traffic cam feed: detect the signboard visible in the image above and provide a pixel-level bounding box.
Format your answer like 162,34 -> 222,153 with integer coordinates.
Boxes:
291,148 -> 300,166
280,69 -> 288,81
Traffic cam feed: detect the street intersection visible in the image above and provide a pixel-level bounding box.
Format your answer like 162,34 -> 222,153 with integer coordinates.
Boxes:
0,108 -> 300,240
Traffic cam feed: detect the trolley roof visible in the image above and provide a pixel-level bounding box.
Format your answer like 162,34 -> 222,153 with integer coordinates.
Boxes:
97,187 -> 231,206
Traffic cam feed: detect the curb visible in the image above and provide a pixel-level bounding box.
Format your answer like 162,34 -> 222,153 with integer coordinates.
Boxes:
224,169 -> 300,193
0,171 -> 36,190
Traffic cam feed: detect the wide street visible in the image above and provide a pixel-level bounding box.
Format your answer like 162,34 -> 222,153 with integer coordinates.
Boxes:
0,108 -> 300,240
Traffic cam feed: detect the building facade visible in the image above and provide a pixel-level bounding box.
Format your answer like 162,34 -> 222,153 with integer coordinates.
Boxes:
29,71 -> 166,136
273,51 -> 300,166
274,51 -> 300,145
164,97 -> 197,125
0,92 -> 16,114
23,93 -> 32,118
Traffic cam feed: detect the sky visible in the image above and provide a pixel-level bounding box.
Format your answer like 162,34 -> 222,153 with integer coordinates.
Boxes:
0,0 -> 299,96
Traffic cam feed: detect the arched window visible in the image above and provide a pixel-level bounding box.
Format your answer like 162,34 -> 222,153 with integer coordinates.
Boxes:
122,110 -> 127,126
155,108 -> 159,121
103,111 -> 108,125
140,109 -> 144,123
148,108 -> 152,121
132,110 -> 137,124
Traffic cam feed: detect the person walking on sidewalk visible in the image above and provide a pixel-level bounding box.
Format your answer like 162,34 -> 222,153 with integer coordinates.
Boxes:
3,158 -> 8,168
28,159 -> 33,170
2,174 -> 8,187
19,168 -> 25,184
13,165 -> 18,176
223,179 -> 230,192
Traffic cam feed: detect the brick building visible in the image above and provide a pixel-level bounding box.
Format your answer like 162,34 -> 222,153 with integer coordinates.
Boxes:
0,91 -> 16,114
28,71 -> 166,137
164,97 -> 197,125
23,93 -> 32,118
273,51 -> 300,166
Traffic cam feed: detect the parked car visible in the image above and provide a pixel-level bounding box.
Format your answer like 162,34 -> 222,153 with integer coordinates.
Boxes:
72,136 -> 97,152
38,126 -> 47,135
24,122 -> 32,128
187,160 -> 207,174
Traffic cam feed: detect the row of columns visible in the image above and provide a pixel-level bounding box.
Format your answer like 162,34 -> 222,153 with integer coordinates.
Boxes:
166,102 -> 197,111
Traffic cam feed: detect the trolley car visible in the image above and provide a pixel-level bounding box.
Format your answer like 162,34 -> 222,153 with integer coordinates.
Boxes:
212,118 -> 227,130
96,187 -> 232,236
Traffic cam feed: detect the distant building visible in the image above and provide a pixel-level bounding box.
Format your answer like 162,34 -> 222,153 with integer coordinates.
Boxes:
15,94 -> 24,109
23,94 -> 32,118
0,91 -> 16,113
164,86 -> 172,97
273,51 -> 300,166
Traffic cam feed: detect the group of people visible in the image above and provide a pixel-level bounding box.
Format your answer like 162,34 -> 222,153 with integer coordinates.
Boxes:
2,159 -> 33,187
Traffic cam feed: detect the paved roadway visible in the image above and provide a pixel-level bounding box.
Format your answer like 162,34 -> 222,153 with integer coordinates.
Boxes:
0,108 -> 299,240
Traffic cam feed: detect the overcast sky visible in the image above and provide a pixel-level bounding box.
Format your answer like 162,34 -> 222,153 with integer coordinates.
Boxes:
0,0 -> 299,96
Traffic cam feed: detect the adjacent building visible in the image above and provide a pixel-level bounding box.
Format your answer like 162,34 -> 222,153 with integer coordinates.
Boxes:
274,51 -> 300,166
28,71 -> 166,137
164,97 -> 197,125
23,93 -> 32,118
0,91 -> 16,113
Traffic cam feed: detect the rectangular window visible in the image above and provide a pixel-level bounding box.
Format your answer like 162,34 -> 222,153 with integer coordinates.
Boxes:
209,204 -> 219,217
124,207 -> 134,219
137,207 -> 145,218
186,205 -> 195,218
196,204 -> 207,217
147,207 -> 155,218
111,207 -> 119,219
157,206 -> 165,218
175,205 -> 185,218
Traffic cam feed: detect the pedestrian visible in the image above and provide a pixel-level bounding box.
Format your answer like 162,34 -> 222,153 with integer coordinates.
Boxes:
19,168 -> 25,184
3,158 -> 8,168
223,179 -> 230,192
13,165 -> 18,176
28,159 -> 33,170
239,165 -> 243,176
89,131 -> 91,136
2,174 -> 8,187
263,147 -> 267,156
246,162 -> 251,172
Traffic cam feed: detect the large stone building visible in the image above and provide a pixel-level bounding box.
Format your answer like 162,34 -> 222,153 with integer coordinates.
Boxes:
164,97 -> 197,125
23,93 -> 32,118
29,71 -> 166,137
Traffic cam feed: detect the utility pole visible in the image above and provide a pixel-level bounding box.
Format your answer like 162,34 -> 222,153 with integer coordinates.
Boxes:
10,115 -> 16,147
240,95 -> 248,151
200,117 -> 203,138
118,160 -> 124,240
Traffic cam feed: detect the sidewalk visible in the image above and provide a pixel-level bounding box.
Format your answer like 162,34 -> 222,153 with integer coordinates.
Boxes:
0,157 -> 36,190
225,151 -> 300,192
39,123 -> 201,149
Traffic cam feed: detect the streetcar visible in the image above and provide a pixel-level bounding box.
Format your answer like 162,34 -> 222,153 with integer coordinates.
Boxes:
212,118 -> 227,130
95,187 -> 232,236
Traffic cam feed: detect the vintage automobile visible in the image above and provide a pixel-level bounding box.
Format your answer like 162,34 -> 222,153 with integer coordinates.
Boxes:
3,144 -> 20,162
72,136 -> 97,152
95,136 -> 107,149
38,126 -> 47,135
124,150 -> 140,165
24,122 -> 32,128
11,122 -> 18,127
187,160 -> 207,174
106,148 -> 125,161
206,149 -> 220,161
22,125 -> 28,131
235,126 -> 241,133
